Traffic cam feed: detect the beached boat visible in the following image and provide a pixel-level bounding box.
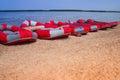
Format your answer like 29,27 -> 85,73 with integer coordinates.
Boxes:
36,27 -> 70,39
21,20 -> 71,39
86,19 -> 118,29
0,24 -> 37,44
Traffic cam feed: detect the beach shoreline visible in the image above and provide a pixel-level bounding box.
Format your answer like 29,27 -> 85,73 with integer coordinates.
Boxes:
0,24 -> 120,80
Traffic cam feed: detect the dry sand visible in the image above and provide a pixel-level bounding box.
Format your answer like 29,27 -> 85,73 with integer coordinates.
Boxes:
0,24 -> 120,80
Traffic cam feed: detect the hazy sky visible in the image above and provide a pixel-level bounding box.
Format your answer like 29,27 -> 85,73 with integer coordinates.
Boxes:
0,0 -> 120,10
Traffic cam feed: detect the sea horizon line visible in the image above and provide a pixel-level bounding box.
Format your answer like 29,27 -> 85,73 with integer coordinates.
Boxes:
0,9 -> 120,13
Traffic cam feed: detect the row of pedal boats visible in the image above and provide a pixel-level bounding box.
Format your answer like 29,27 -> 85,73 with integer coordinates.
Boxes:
0,19 -> 118,44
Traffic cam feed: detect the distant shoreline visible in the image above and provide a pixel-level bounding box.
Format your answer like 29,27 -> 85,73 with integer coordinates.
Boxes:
0,9 -> 120,13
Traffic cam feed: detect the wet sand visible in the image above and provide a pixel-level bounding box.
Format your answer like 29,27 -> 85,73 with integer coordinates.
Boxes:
0,24 -> 120,80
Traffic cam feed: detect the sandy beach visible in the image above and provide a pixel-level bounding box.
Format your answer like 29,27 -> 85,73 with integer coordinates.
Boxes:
0,24 -> 120,80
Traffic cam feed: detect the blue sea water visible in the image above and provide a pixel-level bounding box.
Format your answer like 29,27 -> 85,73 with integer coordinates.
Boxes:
0,12 -> 120,26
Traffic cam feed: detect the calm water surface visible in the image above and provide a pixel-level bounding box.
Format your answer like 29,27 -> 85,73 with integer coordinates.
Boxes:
0,12 -> 120,26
